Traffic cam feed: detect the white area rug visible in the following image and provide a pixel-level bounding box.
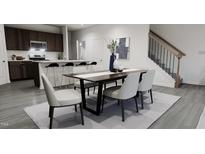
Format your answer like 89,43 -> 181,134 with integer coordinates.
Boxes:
197,107 -> 205,128
24,92 -> 180,129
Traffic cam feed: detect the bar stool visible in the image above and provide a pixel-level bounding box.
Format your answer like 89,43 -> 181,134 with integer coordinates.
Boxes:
78,62 -> 87,66
61,62 -> 74,87
90,61 -> 97,65
45,63 -> 59,87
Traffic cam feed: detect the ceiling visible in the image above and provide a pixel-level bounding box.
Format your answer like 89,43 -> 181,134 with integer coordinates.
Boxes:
51,24 -> 95,31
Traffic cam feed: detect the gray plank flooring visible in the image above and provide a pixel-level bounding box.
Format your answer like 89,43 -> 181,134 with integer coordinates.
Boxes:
0,80 -> 205,129
150,84 -> 205,129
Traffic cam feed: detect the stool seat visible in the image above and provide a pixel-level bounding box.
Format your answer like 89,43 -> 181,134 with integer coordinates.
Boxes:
46,63 -> 59,67
62,62 -> 74,67
89,61 -> 97,65
77,62 -> 87,66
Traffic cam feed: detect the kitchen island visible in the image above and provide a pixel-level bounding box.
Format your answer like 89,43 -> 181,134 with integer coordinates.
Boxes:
33,60 -> 92,89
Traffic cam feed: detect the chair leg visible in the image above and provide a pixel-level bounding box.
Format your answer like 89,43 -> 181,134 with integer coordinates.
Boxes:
49,107 -> 54,129
134,96 -> 139,112
87,88 -> 89,96
119,100 -> 125,122
101,95 -> 105,112
140,92 -> 144,109
150,89 -> 153,104
117,100 -> 120,106
136,91 -> 139,98
74,104 -> 77,112
49,106 -> 52,117
74,86 -> 76,90
104,84 -> 106,90
79,103 -> 84,125
93,86 -> 95,94
115,81 -> 117,86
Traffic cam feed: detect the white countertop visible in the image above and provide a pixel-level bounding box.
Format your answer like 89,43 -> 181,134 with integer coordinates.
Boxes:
33,60 -> 90,63
8,60 -> 32,62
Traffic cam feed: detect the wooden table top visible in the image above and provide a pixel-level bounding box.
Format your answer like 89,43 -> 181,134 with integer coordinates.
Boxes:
64,68 -> 146,83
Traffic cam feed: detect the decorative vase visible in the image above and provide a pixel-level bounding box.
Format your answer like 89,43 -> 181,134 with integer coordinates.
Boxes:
109,53 -> 116,72
113,59 -> 119,70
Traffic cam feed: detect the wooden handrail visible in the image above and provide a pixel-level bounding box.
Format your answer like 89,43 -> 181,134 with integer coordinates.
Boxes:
149,30 -> 185,88
149,30 -> 186,57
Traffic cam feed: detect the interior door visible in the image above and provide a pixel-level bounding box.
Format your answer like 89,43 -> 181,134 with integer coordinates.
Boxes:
0,27 -> 9,85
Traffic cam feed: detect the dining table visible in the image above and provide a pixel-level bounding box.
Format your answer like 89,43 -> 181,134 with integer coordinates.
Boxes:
64,68 -> 146,115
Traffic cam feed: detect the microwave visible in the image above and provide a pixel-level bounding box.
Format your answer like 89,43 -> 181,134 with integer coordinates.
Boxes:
30,40 -> 47,50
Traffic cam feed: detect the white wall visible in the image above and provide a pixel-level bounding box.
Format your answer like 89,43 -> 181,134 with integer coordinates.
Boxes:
150,24 -> 205,85
71,24 -> 175,87
0,24 -> 10,84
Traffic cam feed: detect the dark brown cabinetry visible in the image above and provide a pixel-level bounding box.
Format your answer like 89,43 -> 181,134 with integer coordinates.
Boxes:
55,34 -> 63,52
38,32 -> 47,42
4,27 -> 63,52
8,61 -> 34,81
29,30 -> 39,42
46,33 -> 56,51
18,29 -> 30,50
5,27 -> 19,50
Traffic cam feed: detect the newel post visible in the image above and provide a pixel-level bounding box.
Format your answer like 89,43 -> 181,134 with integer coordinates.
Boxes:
175,56 -> 181,88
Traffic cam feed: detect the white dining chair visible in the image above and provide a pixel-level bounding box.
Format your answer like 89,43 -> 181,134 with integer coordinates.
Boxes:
41,73 -> 84,129
102,72 -> 141,121
138,70 -> 155,109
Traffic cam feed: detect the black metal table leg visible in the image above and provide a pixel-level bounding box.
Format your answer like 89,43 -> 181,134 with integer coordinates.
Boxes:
122,78 -> 125,83
150,89 -> 153,104
96,83 -> 103,115
80,79 -> 86,108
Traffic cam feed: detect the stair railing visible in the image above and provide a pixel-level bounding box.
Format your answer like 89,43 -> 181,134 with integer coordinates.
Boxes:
149,30 -> 186,88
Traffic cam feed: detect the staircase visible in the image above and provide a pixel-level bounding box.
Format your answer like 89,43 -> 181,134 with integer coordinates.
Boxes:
148,30 -> 186,88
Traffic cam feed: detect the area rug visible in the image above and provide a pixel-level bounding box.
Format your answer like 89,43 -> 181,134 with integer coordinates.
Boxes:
24,91 -> 181,129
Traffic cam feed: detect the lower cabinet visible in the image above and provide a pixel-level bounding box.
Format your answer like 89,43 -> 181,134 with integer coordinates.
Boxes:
8,61 -> 34,81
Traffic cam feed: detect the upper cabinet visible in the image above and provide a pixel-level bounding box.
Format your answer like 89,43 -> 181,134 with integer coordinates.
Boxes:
46,33 -> 56,51
19,29 -> 30,50
5,27 -> 19,50
55,34 -> 63,53
4,27 -> 63,52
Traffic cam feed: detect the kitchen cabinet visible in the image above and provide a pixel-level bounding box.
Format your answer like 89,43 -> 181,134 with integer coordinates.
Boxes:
18,29 -> 30,50
8,61 -> 34,81
46,33 -> 56,51
5,27 -> 19,50
38,32 -> 47,42
55,34 -> 63,52
29,30 -> 38,41
4,27 -> 63,52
